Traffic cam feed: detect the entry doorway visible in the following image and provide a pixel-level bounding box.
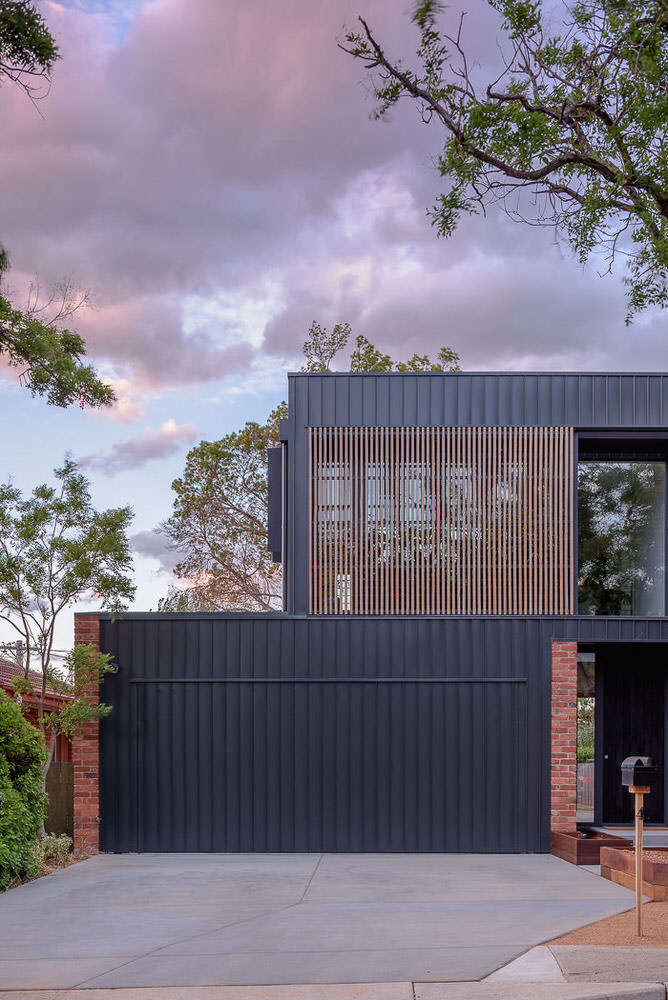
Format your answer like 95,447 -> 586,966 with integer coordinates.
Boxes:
578,643 -> 668,827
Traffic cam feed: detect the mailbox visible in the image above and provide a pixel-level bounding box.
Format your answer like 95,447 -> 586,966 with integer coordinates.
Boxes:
621,755 -> 659,788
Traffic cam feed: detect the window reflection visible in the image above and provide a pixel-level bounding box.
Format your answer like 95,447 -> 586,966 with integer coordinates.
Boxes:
577,651 -> 595,824
578,462 -> 665,616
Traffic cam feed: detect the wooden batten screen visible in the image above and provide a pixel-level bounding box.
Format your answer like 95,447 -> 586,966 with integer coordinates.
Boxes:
309,426 -> 574,616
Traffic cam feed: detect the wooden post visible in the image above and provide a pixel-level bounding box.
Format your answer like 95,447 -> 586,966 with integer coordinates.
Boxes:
630,785 -> 650,937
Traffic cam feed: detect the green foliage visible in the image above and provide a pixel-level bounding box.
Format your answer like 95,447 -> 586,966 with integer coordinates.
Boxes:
397,346 -> 462,372
0,691 -> 45,891
0,0 -> 58,95
349,335 -> 393,372
342,0 -> 668,320
577,696 -> 595,762
303,322 -> 461,373
578,461 -> 665,614
161,404 -> 287,611
0,460 -> 134,776
349,334 -> 460,371
34,832 -> 71,865
0,459 -> 134,629
163,323 -> 459,610
0,6 -> 112,408
55,644 -> 117,738
302,321 -> 352,372
0,292 -> 115,407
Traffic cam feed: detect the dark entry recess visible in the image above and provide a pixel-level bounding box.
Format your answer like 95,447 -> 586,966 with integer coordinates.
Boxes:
595,644 -> 666,825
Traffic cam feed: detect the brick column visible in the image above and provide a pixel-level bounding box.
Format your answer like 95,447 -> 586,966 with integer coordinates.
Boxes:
551,640 -> 578,831
72,613 -> 101,856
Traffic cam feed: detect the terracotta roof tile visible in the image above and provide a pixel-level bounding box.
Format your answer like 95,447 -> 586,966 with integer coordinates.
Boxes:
0,656 -> 70,700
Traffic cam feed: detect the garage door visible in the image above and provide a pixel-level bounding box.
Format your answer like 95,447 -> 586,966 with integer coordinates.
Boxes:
99,617 -> 535,852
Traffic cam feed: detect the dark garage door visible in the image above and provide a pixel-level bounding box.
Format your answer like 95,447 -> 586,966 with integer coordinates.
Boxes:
99,617 -> 537,853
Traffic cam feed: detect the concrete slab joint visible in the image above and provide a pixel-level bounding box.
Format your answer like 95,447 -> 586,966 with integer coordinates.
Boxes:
0,853 -> 637,992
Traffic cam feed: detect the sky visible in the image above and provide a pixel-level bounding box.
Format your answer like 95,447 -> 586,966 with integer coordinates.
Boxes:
0,0 -> 666,651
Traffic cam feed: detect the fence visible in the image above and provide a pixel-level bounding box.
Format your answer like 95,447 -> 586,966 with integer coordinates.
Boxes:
577,761 -> 594,818
46,762 -> 73,838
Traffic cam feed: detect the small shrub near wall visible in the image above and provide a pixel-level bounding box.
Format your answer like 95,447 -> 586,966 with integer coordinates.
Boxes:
35,833 -> 72,867
0,692 -> 46,891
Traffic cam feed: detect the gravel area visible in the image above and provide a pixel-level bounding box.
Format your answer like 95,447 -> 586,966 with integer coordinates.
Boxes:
640,850 -> 668,863
549,902 -> 668,946
605,849 -> 668,863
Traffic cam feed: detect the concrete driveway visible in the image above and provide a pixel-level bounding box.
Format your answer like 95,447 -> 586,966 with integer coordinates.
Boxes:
0,853 -> 634,990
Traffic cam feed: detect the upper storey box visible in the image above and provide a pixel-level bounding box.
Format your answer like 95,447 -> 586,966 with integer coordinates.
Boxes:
270,373 -> 668,618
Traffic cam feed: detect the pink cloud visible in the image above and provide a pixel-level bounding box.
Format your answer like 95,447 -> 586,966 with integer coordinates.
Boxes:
0,0 -> 664,391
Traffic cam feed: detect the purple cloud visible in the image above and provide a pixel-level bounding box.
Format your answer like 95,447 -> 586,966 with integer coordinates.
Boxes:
0,0 -> 665,399
79,420 -> 198,475
130,529 -> 182,574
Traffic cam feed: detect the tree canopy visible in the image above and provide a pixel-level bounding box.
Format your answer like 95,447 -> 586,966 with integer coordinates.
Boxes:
302,320 -> 461,372
342,0 -> 668,319
0,3 -> 113,407
161,404 -> 287,613
161,323 -> 461,612
578,460 -> 665,615
0,272 -> 115,407
0,0 -> 58,99
0,459 -> 134,777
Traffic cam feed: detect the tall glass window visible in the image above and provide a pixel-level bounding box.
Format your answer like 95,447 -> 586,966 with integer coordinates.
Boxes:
576,651 -> 595,824
578,462 -> 665,615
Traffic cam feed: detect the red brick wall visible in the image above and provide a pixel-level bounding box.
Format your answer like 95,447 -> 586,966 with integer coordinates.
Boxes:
551,640 -> 578,831
72,614 -> 101,856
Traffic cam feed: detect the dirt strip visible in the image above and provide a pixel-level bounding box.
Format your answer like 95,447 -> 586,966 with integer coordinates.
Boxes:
549,901 -> 668,946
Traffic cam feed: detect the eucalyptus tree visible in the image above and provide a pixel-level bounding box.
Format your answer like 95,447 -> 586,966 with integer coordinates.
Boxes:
342,0 -> 668,319
160,323 -> 460,611
0,0 -> 57,98
0,2 -> 113,407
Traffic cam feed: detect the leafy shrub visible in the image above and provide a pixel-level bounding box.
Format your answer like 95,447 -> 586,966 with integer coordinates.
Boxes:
0,691 -> 46,891
35,833 -> 72,865
577,697 -> 595,763
577,723 -> 595,763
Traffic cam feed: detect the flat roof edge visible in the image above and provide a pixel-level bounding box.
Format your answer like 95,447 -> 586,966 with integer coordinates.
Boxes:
287,371 -> 668,378
89,612 -> 668,623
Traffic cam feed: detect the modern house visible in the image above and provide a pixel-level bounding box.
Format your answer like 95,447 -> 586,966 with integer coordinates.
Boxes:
74,372 -> 668,856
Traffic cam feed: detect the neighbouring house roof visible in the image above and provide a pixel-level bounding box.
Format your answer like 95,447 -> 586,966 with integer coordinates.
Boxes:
0,656 -> 72,707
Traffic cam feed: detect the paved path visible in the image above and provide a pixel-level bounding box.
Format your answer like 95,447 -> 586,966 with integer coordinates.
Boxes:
0,985 -> 664,999
0,853 -> 635,990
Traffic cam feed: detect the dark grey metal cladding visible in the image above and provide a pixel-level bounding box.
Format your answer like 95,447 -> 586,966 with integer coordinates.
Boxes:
99,614 -> 551,853
266,446 -> 282,561
98,613 -> 668,854
286,373 -> 668,614
291,373 -> 668,429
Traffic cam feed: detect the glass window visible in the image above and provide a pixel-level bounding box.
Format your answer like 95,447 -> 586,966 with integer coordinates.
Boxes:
578,461 -> 665,615
576,651 -> 595,825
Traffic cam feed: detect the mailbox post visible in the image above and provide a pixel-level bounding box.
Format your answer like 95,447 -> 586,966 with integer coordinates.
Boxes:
621,756 -> 659,937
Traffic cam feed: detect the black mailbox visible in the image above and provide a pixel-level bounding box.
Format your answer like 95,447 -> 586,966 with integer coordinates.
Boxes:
621,756 -> 659,788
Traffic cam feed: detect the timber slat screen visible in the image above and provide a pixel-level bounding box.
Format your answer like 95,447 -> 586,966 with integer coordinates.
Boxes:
309,426 -> 574,615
